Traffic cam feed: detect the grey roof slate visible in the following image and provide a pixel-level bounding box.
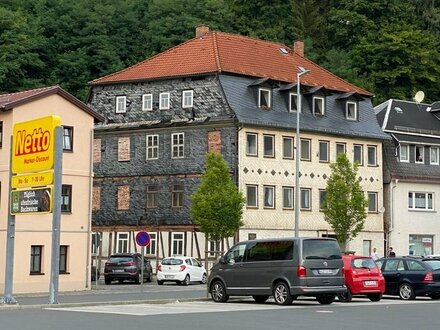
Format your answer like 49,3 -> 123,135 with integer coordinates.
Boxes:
392,133 -> 440,146
219,74 -> 389,140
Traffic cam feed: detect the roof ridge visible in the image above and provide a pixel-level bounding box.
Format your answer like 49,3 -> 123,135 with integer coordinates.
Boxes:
212,32 -> 222,72
214,30 -> 288,49
0,85 -> 59,98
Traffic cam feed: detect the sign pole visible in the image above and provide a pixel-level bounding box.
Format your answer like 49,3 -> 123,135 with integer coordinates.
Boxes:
1,137 -> 17,305
49,126 -> 63,304
141,246 -> 145,293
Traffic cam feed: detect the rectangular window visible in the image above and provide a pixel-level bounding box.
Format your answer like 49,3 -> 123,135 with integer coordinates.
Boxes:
116,96 -> 126,113
300,138 -> 311,161
415,145 -> 424,163
346,102 -> 358,121
263,185 -> 275,208
246,185 -> 258,207
146,135 -> 159,159
430,147 -> 439,165
408,192 -> 433,210
354,144 -> 363,165
282,186 -> 294,209
171,133 -> 184,158
208,240 -> 216,257
409,235 -> 433,256
313,96 -> 325,116
146,185 -> 159,209
368,192 -> 378,212
142,94 -> 153,111
319,141 -> 329,162
62,126 -> 73,151
367,145 -> 377,166
159,92 -> 170,110
258,88 -> 271,108
289,93 -> 298,112
300,188 -> 311,210
182,90 -> 193,108
59,245 -> 68,273
319,190 -> 327,211
400,145 -> 409,162
246,133 -> 258,156
0,121 -> 3,148
145,233 -> 157,255
172,233 -> 184,255
283,136 -> 294,159
118,137 -> 130,161
30,245 -> 43,274
172,184 -> 184,208
336,143 -> 346,157
61,184 -> 72,213
263,135 -> 274,157
116,232 -> 129,253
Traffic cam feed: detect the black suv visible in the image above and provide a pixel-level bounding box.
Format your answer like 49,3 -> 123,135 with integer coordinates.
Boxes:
104,253 -> 153,285
376,256 -> 440,300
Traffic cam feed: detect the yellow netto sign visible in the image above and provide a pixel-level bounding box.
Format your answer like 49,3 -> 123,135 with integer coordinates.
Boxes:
11,171 -> 54,189
12,116 -> 61,174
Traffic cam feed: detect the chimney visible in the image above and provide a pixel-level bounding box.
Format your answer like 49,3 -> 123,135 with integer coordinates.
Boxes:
293,40 -> 304,57
196,24 -> 209,38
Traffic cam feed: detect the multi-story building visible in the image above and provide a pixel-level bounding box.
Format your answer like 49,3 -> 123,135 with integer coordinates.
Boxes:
88,26 -> 389,269
375,99 -> 440,256
0,86 -> 103,293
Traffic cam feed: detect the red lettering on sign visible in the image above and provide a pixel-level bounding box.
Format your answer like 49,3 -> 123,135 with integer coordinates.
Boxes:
15,128 -> 51,156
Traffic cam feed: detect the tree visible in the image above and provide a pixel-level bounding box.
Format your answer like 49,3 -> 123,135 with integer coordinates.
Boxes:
323,153 -> 368,251
191,152 -> 245,254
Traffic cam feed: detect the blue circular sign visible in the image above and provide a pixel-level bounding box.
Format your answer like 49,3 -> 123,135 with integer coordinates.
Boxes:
136,231 -> 151,247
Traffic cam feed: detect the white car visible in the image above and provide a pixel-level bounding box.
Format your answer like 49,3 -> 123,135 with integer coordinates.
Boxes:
157,256 -> 207,286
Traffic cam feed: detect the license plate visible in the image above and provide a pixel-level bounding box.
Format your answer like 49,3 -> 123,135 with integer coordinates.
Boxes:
364,280 -> 377,286
319,269 -> 333,275
165,275 -> 174,279
114,269 -> 124,273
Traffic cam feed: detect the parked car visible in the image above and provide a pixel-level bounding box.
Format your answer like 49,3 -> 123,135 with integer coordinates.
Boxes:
208,237 -> 346,306
375,256 -> 440,300
337,255 -> 385,302
104,253 -> 153,285
156,256 -> 207,286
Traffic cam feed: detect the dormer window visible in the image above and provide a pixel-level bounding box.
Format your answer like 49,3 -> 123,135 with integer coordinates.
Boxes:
289,92 -> 298,112
346,101 -> 358,121
182,90 -> 193,108
159,92 -> 170,110
259,88 -> 271,109
313,96 -> 325,116
116,96 -> 126,113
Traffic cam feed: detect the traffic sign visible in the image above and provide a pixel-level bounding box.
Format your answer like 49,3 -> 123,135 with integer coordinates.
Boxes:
136,231 -> 151,247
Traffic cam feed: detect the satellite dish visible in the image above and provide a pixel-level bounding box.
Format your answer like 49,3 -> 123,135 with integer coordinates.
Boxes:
378,206 -> 385,214
414,91 -> 425,103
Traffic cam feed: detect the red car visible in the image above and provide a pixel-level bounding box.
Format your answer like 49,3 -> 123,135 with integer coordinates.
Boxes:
338,255 -> 385,302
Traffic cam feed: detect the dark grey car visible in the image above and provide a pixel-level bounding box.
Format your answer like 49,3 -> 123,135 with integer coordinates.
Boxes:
208,237 -> 346,305
104,253 -> 153,284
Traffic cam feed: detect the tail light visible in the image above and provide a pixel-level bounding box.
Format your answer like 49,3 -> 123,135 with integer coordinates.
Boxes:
126,261 -> 136,266
297,265 -> 306,277
179,265 -> 187,272
157,265 -> 162,272
423,271 -> 434,283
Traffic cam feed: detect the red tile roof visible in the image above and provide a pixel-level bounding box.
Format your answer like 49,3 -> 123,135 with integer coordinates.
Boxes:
90,31 -> 372,96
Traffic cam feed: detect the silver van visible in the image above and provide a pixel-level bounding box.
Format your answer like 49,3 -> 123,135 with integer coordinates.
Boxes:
207,237 -> 346,305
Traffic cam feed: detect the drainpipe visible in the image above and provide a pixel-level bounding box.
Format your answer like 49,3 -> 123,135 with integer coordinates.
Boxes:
389,179 -> 398,249
85,128 -> 94,288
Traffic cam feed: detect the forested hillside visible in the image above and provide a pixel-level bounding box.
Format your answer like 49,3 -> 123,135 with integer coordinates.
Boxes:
1,0 -> 440,104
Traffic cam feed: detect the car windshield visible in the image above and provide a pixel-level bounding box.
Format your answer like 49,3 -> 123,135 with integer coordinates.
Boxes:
424,260 -> 440,270
108,256 -> 134,263
302,239 -> 342,260
352,258 -> 377,269
162,258 -> 183,265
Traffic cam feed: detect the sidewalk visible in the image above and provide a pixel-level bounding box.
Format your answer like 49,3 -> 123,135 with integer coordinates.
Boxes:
0,283 -> 209,310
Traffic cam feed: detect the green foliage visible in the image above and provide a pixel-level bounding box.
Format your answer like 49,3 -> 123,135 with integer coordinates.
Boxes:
191,152 -> 245,242
323,153 -> 368,250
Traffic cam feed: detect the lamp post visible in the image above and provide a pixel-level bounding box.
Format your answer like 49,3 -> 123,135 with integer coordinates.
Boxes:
295,66 -> 310,237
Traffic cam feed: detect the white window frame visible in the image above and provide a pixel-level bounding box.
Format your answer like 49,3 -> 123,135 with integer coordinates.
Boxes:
300,138 -> 311,161
246,133 -> 258,156
346,101 -> 358,121
354,144 -> 363,165
116,96 -> 126,113
145,232 -> 157,255
263,134 -> 275,158
146,185 -> 159,209
171,133 -> 184,159
408,192 -> 434,211
116,232 -> 129,253
415,145 -> 424,164
319,140 -> 329,162
367,145 -> 377,166
142,94 -> 153,111
283,136 -> 294,159
146,134 -> 159,159
399,144 -> 409,162
182,90 -> 193,108
258,88 -> 271,108
172,233 -> 184,255
300,188 -> 311,210
313,96 -> 325,116
368,192 -> 378,212
430,146 -> 439,165
263,185 -> 275,209
246,185 -> 258,208
319,189 -> 327,211
336,143 -> 346,157
289,92 -> 298,112
159,92 -> 170,110
282,186 -> 294,209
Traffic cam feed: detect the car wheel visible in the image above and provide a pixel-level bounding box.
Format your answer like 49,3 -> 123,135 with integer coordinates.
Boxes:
367,293 -> 382,302
399,283 -> 416,300
104,277 -> 111,285
273,281 -> 293,306
253,295 -> 269,303
181,274 -> 190,286
210,280 -> 229,302
317,294 -> 335,305
200,273 -> 207,284
337,289 -> 353,302
428,293 -> 440,300
157,280 -> 164,285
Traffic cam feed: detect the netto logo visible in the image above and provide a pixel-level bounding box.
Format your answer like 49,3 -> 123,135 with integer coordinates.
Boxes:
15,128 -> 51,156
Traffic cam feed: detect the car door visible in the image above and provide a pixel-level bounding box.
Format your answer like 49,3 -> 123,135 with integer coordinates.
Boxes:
218,243 -> 247,292
190,258 -> 204,281
382,259 -> 404,294
185,258 -> 195,280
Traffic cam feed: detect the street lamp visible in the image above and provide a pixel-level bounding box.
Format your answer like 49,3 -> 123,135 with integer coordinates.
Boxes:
295,66 -> 310,237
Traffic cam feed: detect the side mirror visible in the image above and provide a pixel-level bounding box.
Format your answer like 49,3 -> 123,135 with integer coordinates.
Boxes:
219,256 -> 226,264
